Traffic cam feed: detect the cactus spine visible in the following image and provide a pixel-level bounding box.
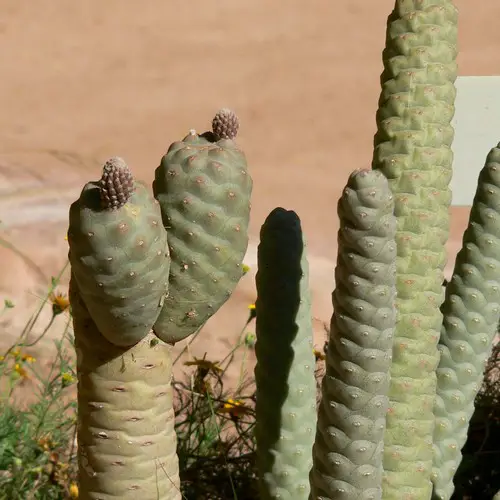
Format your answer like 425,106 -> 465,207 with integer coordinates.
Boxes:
432,145 -> 500,499
371,2 -> 458,497
310,169 -> 397,499
254,208 -> 317,500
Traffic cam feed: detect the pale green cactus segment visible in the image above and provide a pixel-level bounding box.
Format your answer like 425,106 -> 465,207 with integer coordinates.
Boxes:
70,277 -> 181,500
310,169 -> 397,500
371,2 -> 458,498
68,161 -> 170,347
432,145 -> 500,500
254,208 -> 317,500
153,123 -> 252,344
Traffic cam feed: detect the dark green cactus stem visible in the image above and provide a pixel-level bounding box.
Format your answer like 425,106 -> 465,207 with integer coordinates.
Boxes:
310,169 -> 397,500
70,277 -> 181,500
254,208 -> 317,500
153,110 -> 252,344
371,2 -> 458,497
68,157 -> 170,347
432,145 -> 500,500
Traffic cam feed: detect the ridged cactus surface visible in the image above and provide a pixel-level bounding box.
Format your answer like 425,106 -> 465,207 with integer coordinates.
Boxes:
254,208 -> 317,500
68,158 -> 170,347
371,2 -> 458,497
432,145 -> 500,500
70,277 -> 181,500
310,169 -> 397,500
153,111 -> 252,344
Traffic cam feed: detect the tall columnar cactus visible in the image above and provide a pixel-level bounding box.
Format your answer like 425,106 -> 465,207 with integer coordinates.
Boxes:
310,169 -> 397,500
254,208 -> 317,500
70,277 -> 180,500
432,145 -> 500,499
371,2 -> 458,497
68,157 -> 170,347
153,109 -> 253,344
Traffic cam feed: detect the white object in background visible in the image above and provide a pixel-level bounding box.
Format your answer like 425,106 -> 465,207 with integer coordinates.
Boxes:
451,76 -> 500,207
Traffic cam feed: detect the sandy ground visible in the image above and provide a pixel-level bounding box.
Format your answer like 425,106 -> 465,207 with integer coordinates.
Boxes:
1,1 -> 499,388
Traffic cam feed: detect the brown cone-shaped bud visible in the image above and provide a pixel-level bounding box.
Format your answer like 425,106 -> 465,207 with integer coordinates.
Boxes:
99,157 -> 135,210
212,108 -> 239,140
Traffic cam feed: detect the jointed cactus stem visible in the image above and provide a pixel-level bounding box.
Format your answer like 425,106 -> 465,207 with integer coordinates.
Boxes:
254,208 -> 317,500
432,145 -> 500,500
70,277 -> 181,500
153,109 -> 252,344
371,2 -> 458,497
68,158 -> 170,347
310,169 -> 397,500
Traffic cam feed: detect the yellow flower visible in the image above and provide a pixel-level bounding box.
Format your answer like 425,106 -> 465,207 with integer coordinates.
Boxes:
0,355 -> 4,362
246,303 -> 257,323
21,354 -> 36,363
50,291 -> 70,316
242,263 -> 251,275
14,363 -> 28,379
219,398 -> 251,420
69,482 -> 79,498
37,436 -> 57,451
313,348 -> 326,362
61,372 -> 75,387
11,348 -> 21,358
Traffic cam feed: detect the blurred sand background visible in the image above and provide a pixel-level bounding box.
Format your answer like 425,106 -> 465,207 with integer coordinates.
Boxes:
1,1 -> 499,383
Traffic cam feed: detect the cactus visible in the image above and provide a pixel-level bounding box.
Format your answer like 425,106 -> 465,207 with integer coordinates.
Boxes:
68,157 -> 170,347
254,207 -> 317,500
64,0 -> 500,496
371,1 -> 458,497
70,276 -> 181,500
152,109 -> 252,344
432,145 -> 500,499
67,114 -> 253,499
310,169 -> 397,500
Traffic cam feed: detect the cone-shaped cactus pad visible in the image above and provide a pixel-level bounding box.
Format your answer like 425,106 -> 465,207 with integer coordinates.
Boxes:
310,169 -> 397,500
255,207 -> 317,500
70,277 -> 181,499
153,122 -> 252,344
432,145 -> 500,500
68,159 -> 170,347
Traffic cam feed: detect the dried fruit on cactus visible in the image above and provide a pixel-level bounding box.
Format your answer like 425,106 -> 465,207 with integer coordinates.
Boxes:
152,111 -> 252,344
212,108 -> 240,140
68,157 -> 170,346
